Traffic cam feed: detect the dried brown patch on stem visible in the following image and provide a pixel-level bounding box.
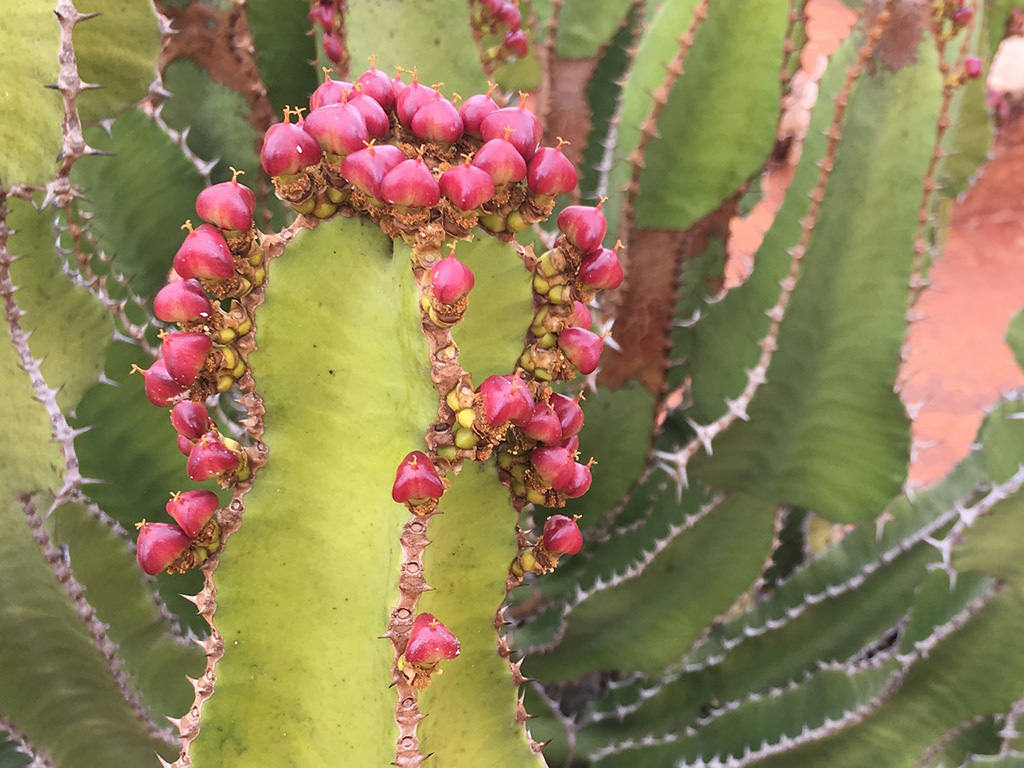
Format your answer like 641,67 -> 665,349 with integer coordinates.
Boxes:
870,0 -> 930,71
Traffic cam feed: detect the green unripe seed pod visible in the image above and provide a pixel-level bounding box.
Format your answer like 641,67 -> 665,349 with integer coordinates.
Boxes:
454,428 -> 479,450
456,408 -> 476,430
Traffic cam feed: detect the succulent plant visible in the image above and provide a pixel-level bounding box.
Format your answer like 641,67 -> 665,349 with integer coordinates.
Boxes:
2,1 -> 1023,767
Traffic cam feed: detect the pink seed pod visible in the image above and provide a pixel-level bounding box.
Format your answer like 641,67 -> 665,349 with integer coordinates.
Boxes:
303,103 -> 369,157
478,375 -> 533,426
170,401 -> 211,441
177,434 -> 195,457
309,71 -> 352,112
187,432 -> 243,482
530,446 -> 576,490
396,71 -> 437,125
136,522 -> 191,575
391,451 -> 445,505
964,55 -> 983,79
260,109 -> 323,176
166,490 -> 218,538
459,85 -> 499,138
542,514 -> 583,555
430,252 -> 475,304
557,202 -> 607,254
322,31 -> 344,64
496,2 -> 522,28
521,401 -> 563,445
356,56 -> 396,110
480,94 -> 542,160
153,278 -> 212,323
307,3 -> 334,32
503,29 -> 529,58
439,158 -> 495,211
528,140 -> 578,196
405,613 -> 460,665
560,434 -> 580,455
558,327 -> 603,374
472,134 -> 527,186
952,5 -> 974,27
579,246 -> 623,291
195,169 -> 255,232
134,359 -> 188,407
568,300 -> 593,329
549,392 -> 584,438
173,222 -> 235,281
341,142 -> 406,199
161,332 -> 212,387
411,95 -> 464,143
381,157 -> 441,208
563,461 -> 593,498
348,88 -> 391,140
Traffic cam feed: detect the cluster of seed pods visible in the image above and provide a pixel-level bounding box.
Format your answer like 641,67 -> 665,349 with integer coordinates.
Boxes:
938,1 -> 983,79
133,171 -> 262,575
470,0 -> 529,63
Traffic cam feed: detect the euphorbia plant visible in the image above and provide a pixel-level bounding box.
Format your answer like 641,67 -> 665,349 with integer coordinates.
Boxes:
3,1 -> 1024,768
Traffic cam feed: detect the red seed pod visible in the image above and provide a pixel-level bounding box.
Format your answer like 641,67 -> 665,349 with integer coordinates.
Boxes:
472,135 -> 527,186
530,446 -> 576,490
568,300 -> 593,329
187,432 -> 243,482
322,31 -> 344,63
348,89 -> 391,140
579,246 -> 623,291
136,522 -> 191,575
965,55 -> 983,79
563,462 -> 592,499
166,490 -> 219,538
135,359 -> 188,407
459,86 -> 499,138
430,253 -> 475,304
161,332 -> 212,387
557,202 -> 607,254
542,514 -> 583,555
521,401 -> 563,445
391,451 -> 445,505
405,613 -> 460,665
497,2 -> 522,28
503,29 -> 529,58
153,278 -> 213,323
439,159 -> 495,211
396,72 -> 437,125
380,157 -> 441,208
177,434 -> 195,457
482,0 -> 503,13
307,3 -> 334,32
550,392 -> 584,438
952,5 -> 974,26
411,95 -> 464,143
480,95 -> 542,160
560,434 -> 580,455
195,170 -> 255,232
356,57 -> 396,110
478,375 -> 533,426
309,74 -> 352,112
173,222 -> 235,281
303,103 -> 369,157
260,110 -> 323,176
558,327 -> 603,374
528,141 -> 578,196
171,401 -> 211,441
341,142 -> 406,199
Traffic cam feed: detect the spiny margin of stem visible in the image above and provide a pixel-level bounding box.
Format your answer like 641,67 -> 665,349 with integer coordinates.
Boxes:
388,224 -> 472,767
618,0 -> 710,289
21,494 -> 177,749
536,0 -> 564,134
650,6 -> 894,495
170,217 -> 316,767
0,710 -> 57,768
